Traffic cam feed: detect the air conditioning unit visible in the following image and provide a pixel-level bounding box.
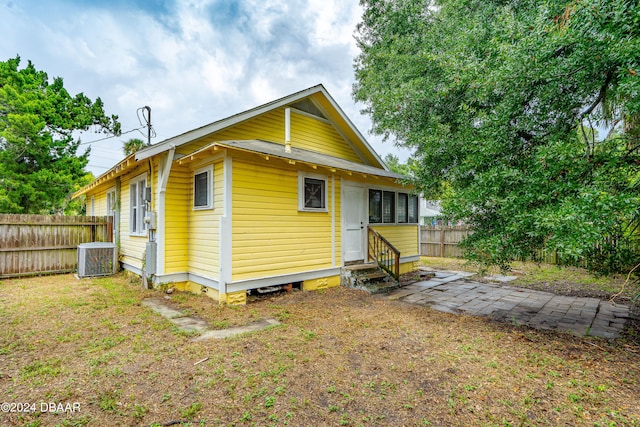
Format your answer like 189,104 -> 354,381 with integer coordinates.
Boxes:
77,242 -> 117,278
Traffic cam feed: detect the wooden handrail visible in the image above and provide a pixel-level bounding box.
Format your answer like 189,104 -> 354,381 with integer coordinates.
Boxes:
367,227 -> 400,280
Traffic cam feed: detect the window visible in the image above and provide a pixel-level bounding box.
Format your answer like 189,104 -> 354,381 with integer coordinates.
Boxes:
130,174 -> 147,235
382,191 -> 395,223
369,189 -> 396,224
397,193 -> 408,223
368,189 -> 382,223
193,165 -> 213,210
408,195 -> 419,223
369,190 -> 419,224
298,173 -> 328,212
106,188 -> 116,217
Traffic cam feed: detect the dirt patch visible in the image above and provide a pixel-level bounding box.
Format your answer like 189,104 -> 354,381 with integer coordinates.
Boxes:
1,273 -> 639,426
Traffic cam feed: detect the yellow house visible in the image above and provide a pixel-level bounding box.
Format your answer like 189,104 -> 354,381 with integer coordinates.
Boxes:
74,85 -> 420,304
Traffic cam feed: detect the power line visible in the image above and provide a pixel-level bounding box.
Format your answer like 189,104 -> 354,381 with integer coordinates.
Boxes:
78,126 -> 147,146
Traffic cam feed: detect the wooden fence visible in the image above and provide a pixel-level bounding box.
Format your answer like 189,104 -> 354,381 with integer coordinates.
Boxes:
0,215 -> 113,278
420,226 -> 639,269
420,225 -> 470,258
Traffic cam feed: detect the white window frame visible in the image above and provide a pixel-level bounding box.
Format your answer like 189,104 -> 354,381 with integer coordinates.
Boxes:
129,173 -> 148,236
193,165 -> 214,210
298,172 -> 328,212
106,187 -> 116,217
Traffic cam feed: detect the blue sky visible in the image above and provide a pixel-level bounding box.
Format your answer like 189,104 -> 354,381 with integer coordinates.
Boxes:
1,0 -> 410,175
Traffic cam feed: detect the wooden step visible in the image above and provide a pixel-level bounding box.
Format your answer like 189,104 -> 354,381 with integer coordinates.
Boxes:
360,272 -> 388,280
343,263 -> 378,272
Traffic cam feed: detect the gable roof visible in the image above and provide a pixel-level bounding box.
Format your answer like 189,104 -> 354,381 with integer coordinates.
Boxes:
134,84 -> 386,168
74,85 -> 393,197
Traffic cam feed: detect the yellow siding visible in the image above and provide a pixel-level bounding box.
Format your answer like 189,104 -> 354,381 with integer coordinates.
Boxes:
399,260 -> 419,275
177,110 -> 285,156
177,109 -> 365,164
87,187 -> 107,216
371,225 -> 420,257
231,158 -> 339,281
164,164 -> 190,274
187,159 -> 224,278
289,113 -> 362,163
302,275 -> 340,291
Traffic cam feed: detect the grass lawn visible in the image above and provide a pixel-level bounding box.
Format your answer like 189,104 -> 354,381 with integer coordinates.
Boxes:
1,268 -> 639,427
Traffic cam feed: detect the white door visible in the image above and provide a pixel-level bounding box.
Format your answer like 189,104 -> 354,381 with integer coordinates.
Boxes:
343,184 -> 366,262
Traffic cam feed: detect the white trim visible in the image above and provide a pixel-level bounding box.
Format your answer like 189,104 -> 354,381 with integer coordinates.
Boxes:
128,270 -> 221,290
341,180 -> 367,263
219,154 -> 233,296
285,108 -> 291,141
400,255 -> 421,263
298,172 -> 329,212
121,262 -> 143,277
290,106 -> 331,124
193,164 -> 214,210
331,175 -> 336,267
152,272 -> 189,284
106,187 -> 116,215
227,267 -> 342,293
157,147 -> 175,275
129,172 -> 148,236
184,272 -> 220,289
106,187 -> 117,243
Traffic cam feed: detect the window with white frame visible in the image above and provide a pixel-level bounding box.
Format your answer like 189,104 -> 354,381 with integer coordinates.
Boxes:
106,188 -> 116,218
193,165 -> 213,210
298,173 -> 328,212
106,187 -> 117,241
130,174 -> 147,235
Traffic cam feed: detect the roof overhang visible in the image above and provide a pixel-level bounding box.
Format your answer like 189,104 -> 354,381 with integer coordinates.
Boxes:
176,140 -> 405,181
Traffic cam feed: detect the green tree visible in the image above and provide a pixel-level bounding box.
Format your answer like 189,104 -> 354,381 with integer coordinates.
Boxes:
354,0 -> 640,273
383,153 -> 417,178
122,138 -> 145,156
0,56 -> 120,214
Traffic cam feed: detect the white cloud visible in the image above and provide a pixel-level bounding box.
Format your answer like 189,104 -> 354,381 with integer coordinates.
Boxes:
0,0 -> 411,172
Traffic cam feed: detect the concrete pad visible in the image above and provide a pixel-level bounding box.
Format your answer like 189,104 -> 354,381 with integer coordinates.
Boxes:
387,272 -> 631,339
484,274 -> 518,283
412,280 -> 444,288
194,318 -> 281,341
141,297 -> 187,319
142,297 -> 281,339
171,316 -> 209,333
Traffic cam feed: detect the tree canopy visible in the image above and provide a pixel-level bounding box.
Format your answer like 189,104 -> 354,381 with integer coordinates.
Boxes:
354,0 -> 640,273
0,56 -> 120,214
